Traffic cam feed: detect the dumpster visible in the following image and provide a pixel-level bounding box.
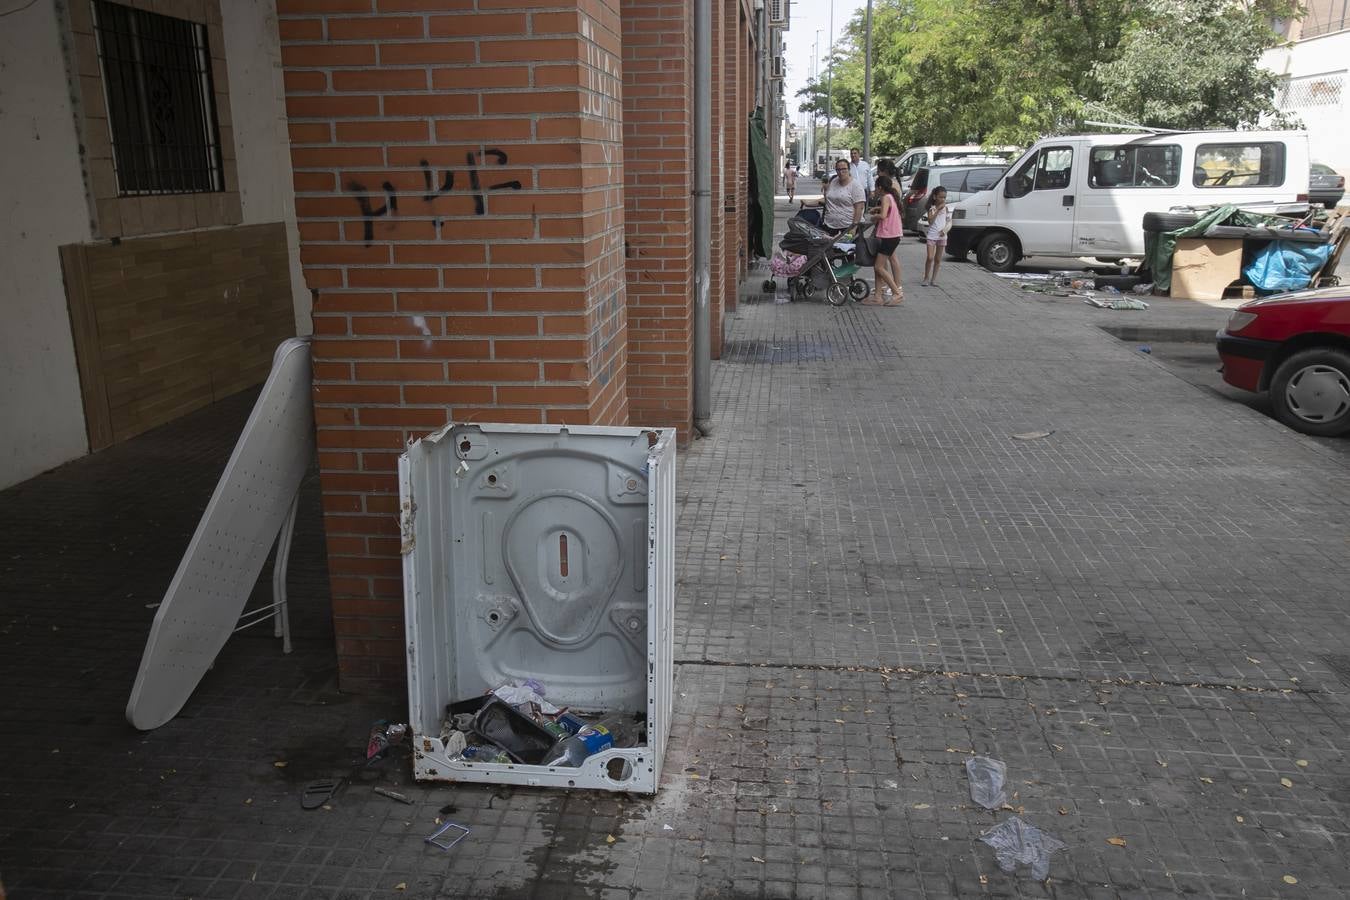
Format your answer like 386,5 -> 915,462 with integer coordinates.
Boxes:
398,422 -> 676,794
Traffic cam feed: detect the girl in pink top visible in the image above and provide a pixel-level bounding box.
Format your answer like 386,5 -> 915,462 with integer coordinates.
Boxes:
866,174 -> 904,306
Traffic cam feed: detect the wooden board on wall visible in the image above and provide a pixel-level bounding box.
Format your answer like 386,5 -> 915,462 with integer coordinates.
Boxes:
59,222 -> 295,450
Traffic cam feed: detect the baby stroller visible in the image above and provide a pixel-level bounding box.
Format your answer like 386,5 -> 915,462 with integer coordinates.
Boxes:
772,217 -> 873,305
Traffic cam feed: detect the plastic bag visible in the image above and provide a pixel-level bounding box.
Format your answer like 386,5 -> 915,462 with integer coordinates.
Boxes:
491,680 -> 561,715
966,756 -> 1007,809
979,816 -> 1067,881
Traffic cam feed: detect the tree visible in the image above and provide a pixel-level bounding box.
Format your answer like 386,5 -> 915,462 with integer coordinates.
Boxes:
812,0 -> 1293,151
1091,0 -> 1298,130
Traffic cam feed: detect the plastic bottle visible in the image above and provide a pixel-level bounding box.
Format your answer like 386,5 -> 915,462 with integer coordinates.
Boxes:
542,716 -> 634,767
461,744 -> 510,764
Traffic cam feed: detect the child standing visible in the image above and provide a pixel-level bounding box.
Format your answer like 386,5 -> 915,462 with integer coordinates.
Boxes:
922,187 -> 953,287
865,174 -> 904,306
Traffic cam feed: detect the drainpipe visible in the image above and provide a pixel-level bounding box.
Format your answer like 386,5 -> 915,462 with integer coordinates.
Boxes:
692,0 -> 713,437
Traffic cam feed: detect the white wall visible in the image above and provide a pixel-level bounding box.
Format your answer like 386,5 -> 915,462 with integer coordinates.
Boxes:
0,0 -> 95,488
222,0 -> 311,335
0,0 -> 308,491
1262,30 -> 1350,176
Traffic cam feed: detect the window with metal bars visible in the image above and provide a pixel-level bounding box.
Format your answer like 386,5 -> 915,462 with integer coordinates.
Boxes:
92,1 -> 224,195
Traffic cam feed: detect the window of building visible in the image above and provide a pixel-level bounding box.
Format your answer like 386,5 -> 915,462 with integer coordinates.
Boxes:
1193,143 -> 1287,188
92,1 -> 224,195
1088,145 -> 1182,188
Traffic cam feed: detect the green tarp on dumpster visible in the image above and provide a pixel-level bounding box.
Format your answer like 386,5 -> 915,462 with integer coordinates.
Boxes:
748,107 -> 774,259
1143,205 -> 1281,293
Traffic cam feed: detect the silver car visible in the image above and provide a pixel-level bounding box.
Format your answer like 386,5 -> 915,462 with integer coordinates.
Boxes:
1310,163 -> 1345,209
901,163 -> 1007,235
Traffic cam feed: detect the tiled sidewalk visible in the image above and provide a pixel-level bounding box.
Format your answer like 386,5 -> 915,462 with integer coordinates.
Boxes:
1,199 -> 1348,899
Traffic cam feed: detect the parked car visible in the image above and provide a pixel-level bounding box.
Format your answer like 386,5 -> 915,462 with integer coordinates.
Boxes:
893,144 -> 1019,191
948,130 -> 1313,272
1310,162 -> 1345,209
901,163 -> 1007,234
1216,286 -> 1350,436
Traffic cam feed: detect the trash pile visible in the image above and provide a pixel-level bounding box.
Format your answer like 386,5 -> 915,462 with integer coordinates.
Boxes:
442,680 -> 644,768
994,271 -> 1154,309
1144,204 -> 1346,296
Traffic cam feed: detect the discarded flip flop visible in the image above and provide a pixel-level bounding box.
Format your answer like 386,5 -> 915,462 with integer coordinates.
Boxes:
301,778 -> 344,810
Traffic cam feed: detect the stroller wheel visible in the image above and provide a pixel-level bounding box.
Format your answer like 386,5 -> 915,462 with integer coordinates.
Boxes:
849,280 -> 871,301
826,283 -> 849,306
801,281 -> 817,299
762,279 -> 777,293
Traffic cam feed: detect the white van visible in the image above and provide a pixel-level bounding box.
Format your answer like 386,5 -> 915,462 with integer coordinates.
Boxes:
893,145 -> 1019,191
947,131 -> 1311,271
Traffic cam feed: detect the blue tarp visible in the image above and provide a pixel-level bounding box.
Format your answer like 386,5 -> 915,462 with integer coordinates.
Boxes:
1243,238 -> 1333,294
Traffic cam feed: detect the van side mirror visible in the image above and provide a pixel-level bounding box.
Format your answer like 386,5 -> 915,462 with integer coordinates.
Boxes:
1003,179 -> 1014,199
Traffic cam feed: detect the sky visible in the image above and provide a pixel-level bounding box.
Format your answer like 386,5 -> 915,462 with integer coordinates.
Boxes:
783,0 -> 868,133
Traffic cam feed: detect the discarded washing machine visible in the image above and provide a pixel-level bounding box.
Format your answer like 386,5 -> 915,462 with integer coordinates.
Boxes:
398,423 -> 676,794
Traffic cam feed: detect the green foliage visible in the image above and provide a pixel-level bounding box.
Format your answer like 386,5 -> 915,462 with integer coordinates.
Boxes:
815,0 -> 1296,150
1091,0 -> 1298,130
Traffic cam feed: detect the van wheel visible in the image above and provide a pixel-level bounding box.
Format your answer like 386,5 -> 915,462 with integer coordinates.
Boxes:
976,232 -> 1019,272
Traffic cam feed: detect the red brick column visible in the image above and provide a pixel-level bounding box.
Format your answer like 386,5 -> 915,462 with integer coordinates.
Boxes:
620,0 -> 693,439
278,0 -> 627,690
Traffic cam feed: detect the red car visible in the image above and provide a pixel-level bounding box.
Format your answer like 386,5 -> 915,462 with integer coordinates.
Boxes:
1217,286 -> 1350,436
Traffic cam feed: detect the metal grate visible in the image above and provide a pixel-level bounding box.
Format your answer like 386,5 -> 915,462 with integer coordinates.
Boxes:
93,1 -> 224,195
1276,72 -> 1346,110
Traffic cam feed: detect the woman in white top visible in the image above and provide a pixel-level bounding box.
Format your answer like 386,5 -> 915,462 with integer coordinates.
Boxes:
813,159 -> 866,237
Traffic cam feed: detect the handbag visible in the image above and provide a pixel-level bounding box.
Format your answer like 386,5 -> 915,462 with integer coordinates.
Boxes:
853,228 -> 880,267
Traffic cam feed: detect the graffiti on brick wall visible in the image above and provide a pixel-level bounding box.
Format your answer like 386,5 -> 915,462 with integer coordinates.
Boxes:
347,149 -> 523,243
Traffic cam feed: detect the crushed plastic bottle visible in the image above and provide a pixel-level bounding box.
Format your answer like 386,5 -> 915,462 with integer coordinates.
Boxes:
365,720 -> 408,765
979,816 -> 1067,881
966,756 -> 1008,809
460,744 -> 510,764
542,716 -> 635,767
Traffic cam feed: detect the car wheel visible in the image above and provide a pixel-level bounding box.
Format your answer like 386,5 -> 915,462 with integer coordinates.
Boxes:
976,232 -> 1019,272
1141,212 -> 1200,233
1269,348 -> 1350,436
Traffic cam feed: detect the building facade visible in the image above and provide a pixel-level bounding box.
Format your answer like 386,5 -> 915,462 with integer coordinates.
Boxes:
1,0 -> 309,489
2,0 -> 785,691
1264,1 -> 1350,176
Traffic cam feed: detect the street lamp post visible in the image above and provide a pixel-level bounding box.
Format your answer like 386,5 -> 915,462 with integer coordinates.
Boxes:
824,0 -> 834,167
812,29 -> 822,175
863,0 -> 873,160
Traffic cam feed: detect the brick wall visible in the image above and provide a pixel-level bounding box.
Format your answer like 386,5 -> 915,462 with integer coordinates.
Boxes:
278,0 -> 627,690
620,0 -> 693,439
